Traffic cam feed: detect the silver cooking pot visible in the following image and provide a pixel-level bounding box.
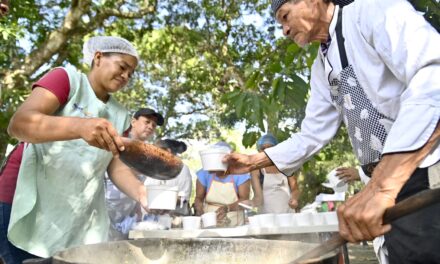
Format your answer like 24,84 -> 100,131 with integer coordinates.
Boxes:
23,238 -> 339,264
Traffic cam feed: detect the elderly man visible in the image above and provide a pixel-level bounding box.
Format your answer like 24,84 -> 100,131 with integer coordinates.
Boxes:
105,108 -> 164,240
224,0 -> 440,263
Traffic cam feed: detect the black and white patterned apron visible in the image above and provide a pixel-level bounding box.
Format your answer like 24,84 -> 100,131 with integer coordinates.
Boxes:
329,8 -> 394,167
329,8 -> 440,264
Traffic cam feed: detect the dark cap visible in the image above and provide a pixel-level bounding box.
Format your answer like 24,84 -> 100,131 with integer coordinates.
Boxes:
133,108 -> 164,126
272,0 -> 354,15
271,0 -> 288,15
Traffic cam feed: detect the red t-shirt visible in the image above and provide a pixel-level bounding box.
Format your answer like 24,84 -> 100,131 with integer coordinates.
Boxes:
0,68 -> 70,204
0,143 -> 25,204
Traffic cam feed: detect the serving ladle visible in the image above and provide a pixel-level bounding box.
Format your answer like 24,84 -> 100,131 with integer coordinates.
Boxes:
119,138 -> 183,180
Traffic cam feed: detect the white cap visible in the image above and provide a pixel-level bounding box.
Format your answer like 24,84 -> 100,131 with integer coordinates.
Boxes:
82,36 -> 139,66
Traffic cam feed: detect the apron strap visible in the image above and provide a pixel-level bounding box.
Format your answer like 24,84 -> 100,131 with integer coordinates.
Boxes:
336,7 -> 348,69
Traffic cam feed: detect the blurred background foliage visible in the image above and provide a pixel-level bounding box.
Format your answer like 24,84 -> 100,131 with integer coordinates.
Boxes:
1,0 -> 437,205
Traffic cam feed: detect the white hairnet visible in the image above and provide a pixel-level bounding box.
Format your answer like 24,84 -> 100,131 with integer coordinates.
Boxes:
82,36 -> 139,66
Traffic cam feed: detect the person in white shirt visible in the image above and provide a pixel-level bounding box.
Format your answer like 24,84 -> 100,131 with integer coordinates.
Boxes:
224,0 -> 440,263
105,108 -> 164,240
144,139 -> 193,206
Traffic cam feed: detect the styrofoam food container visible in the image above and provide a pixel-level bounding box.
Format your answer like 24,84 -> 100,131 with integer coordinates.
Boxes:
311,213 -> 325,226
199,146 -> 231,171
275,213 -> 295,227
201,212 -> 217,228
294,212 -> 312,226
147,185 -> 178,210
322,211 -> 338,225
157,214 -> 172,229
256,214 -> 276,228
248,216 -> 259,228
182,216 -> 201,230
322,169 -> 348,193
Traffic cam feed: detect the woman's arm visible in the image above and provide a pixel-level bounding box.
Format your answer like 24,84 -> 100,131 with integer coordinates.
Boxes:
250,170 -> 263,207
107,157 -> 147,209
194,180 -> 206,216
287,176 -> 300,210
8,87 -> 125,156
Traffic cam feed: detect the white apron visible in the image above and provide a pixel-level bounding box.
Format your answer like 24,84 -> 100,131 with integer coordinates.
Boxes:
203,176 -> 244,227
261,169 -> 294,214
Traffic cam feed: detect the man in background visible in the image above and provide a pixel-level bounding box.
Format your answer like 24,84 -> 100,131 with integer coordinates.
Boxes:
105,108 -> 164,240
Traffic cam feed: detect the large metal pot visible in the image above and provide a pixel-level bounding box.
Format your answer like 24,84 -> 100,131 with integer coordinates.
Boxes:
24,238 -> 339,264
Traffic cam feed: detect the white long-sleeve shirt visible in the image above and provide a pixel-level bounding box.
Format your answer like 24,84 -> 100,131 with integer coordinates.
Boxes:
266,0 -> 440,176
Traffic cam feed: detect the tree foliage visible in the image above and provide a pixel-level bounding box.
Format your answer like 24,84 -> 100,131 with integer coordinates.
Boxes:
1,0 -> 438,204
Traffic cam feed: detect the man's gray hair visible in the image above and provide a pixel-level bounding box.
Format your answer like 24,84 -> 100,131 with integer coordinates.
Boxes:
271,0 -> 289,15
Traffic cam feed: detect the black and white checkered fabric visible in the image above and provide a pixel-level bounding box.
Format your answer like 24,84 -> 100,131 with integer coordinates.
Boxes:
271,0 -> 355,15
271,0 -> 288,15
329,65 -> 394,165
334,0 -> 355,7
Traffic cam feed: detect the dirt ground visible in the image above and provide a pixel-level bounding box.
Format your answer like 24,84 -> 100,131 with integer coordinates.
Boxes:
347,242 -> 378,264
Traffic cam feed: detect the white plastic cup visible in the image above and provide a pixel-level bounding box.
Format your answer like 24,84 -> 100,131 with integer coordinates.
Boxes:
201,212 -> 217,228
248,216 -> 259,228
322,169 -> 348,193
311,213 -> 325,226
157,214 -> 172,229
295,212 -> 312,226
147,185 -> 178,210
256,214 -> 276,228
322,211 -> 338,225
275,213 -> 294,227
199,146 -> 231,171
182,216 -> 201,230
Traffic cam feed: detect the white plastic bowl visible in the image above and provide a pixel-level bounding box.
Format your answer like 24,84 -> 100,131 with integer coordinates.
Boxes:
311,213 -> 325,226
294,212 -> 312,226
147,185 -> 178,210
256,214 -> 276,228
322,169 -> 348,193
199,146 -> 231,171
182,216 -> 201,230
275,213 -> 295,227
201,212 -> 217,228
322,211 -> 338,225
248,216 -> 259,228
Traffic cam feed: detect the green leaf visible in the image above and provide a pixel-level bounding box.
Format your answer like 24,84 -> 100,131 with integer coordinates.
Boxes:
242,131 -> 258,148
268,61 -> 282,73
284,74 -> 309,109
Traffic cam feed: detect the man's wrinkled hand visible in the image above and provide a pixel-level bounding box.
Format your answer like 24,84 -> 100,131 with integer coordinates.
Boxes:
337,181 -> 395,242
222,153 -> 254,175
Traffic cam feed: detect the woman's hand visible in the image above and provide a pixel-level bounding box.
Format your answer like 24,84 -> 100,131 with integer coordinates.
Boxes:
288,192 -> 299,210
194,203 -> 204,216
79,118 -> 125,156
336,167 -> 360,183
216,205 -> 228,221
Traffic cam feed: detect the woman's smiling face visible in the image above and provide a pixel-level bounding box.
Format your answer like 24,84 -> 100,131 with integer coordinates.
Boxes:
99,53 -> 138,93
